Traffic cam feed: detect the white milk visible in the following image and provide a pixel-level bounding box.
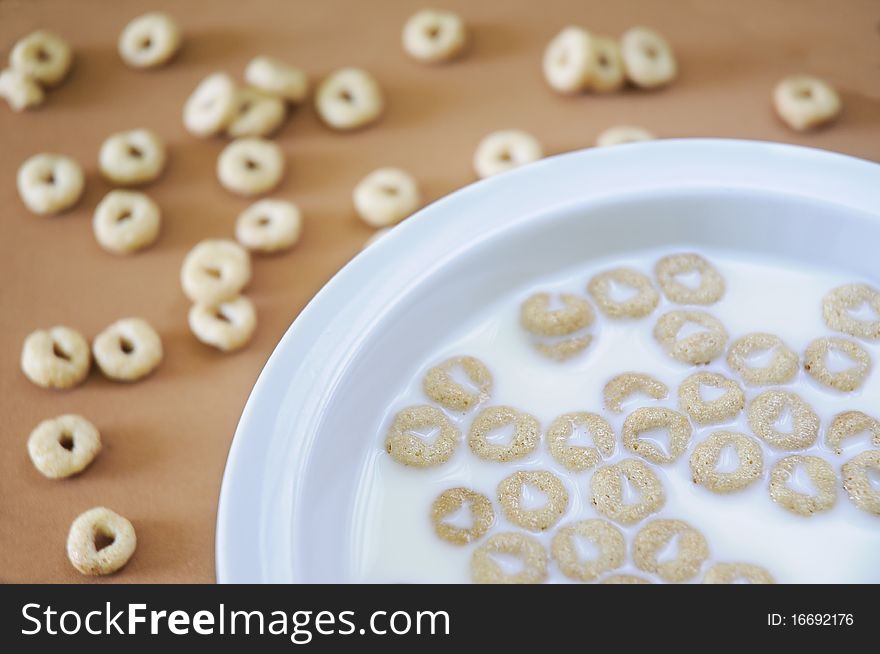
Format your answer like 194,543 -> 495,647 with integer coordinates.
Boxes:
349,248 -> 880,583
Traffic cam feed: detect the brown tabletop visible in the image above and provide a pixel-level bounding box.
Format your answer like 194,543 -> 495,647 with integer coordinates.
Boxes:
1,0 -> 878,583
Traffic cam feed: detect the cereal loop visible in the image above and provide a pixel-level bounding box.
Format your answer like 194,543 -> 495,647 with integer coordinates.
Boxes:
235,199 -> 302,253
118,12 -> 181,69
188,296 -> 257,353
423,356 -> 492,412
245,56 -> 308,104
402,9 -> 467,64
183,72 -> 238,137
353,167 -> 421,228
99,128 -> 167,186
430,487 -> 494,545
497,470 -> 569,532
473,129 -> 543,179
217,137 -> 285,196
535,336 -> 593,361
653,310 -> 728,365
727,332 -> 799,386
315,68 -> 383,131
546,412 -> 614,472
21,326 -> 90,389
28,414 -> 101,479
822,283 -> 880,340
689,431 -> 763,493
587,267 -> 659,318
542,26 -> 594,94
0,68 -> 45,111
17,153 -> 85,215
181,239 -> 251,304
227,87 -> 286,138
471,532 -> 547,584
803,336 -> 871,392
773,75 -> 841,131
632,519 -> 708,583
703,563 -> 774,584
621,26 -> 677,89
93,190 -> 161,254
603,372 -> 668,413
769,455 -> 836,516
842,450 -> 880,516
622,407 -> 692,465
595,125 -> 655,147
384,405 -> 458,468
67,507 -> 136,576
93,318 -> 163,382
601,574 -> 651,584
678,371 -> 745,424
10,30 -> 72,86
468,405 -> 539,463
551,520 -> 625,582
588,36 -> 625,93
521,292 -> 594,337
591,458 -> 665,525
747,390 -> 819,450
826,411 -> 880,455
655,253 -> 725,305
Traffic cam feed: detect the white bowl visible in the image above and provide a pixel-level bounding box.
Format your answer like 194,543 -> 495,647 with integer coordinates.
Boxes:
216,139 -> 880,583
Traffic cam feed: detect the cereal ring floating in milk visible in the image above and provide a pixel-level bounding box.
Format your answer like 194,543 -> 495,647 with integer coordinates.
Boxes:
471,532 -> 547,584
773,75 -> 841,132
769,455 -> 836,517
235,199 -> 302,254
632,519 -> 708,583
622,407 -> 692,464
678,371 -> 745,424
92,317 -> 162,382
188,296 -> 257,353
727,332 -> 799,386
473,129 -> 543,179
595,125 -> 655,147
620,26 -> 677,89
118,12 -> 181,69
21,326 -> 90,389
67,507 -> 136,576
826,411 -> 880,455
551,519 -> 625,582
315,68 -> 383,131
226,87 -> 286,138
603,372 -> 668,413
402,9 -> 467,64
353,167 -> 421,228
245,56 -> 308,104
99,128 -> 167,186
497,470 -> 569,532
590,458 -> 665,525
16,153 -> 84,215
183,72 -> 238,137
92,190 -> 161,255
28,414 -> 101,479
747,390 -> 819,450
822,283 -> 880,340
653,310 -> 728,365
703,563 -> 774,584
217,137 -> 284,197
384,405 -> 458,468
588,267 -> 659,318
521,292 -> 594,337
655,253 -> 725,305
842,450 -> 880,516
180,239 -> 251,305
546,412 -> 614,472
423,355 -> 492,412
430,487 -> 494,545
468,405 -> 539,463
689,431 -> 763,494
10,30 -> 72,86
601,574 -> 651,584
535,336 -> 593,361
0,68 -> 44,111
588,36 -> 625,93
803,336 -> 871,392
542,26 -> 594,94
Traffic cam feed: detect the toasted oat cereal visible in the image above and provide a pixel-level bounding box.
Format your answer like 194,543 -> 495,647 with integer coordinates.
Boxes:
402,9 -> 467,64
430,487 -> 494,545
468,405 -> 539,463
245,56 -> 308,104
385,405 -> 458,468
181,239 -> 251,304
473,129 -> 543,179
235,199 -> 302,253
748,390 -> 819,450
118,12 -> 181,69
703,563 -> 774,584
587,267 -> 659,318
689,431 -> 763,493
99,128 -> 167,186
423,356 -> 492,412
183,72 -> 238,137
632,519 -> 708,583
678,372 -> 745,424
0,68 -> 44,111
28,414 -> 101,479
622,407 -> 692,464
92,318 -> 162,382
601,574 -> 651,584
17,153 -> 84,215
10,30 -> 72,86
497,470 -> 569,532
92,190 -> 160,254
841,450 -> 880,515
773,75 -> 841,131
353,167 -> 421,228
188,296 -> 256,353
67,507 -> 136,576
217,137 -> 284,196
315,68 -> 383,130
769,455 -> 836,516
655,253 -> 724,305
591,458 -> 665,525
552,519 -> 625,582
595,125 -> 655,147
603,372 -> 668,413
803,336 -> 871,392
542,26 -> 594,94
227,87 -> 286,138
588,36 -> 625,93
826,411 -> 880,455
620,26 -> 677,89
653,310 -> 728,365
727,332 -> 799,386
535,337 -> 593,361
521,292 -> 594,337
547,412 -> 614,472
822,283 -> 880,340
471,532 -> 547,584
21,326 -> 90,389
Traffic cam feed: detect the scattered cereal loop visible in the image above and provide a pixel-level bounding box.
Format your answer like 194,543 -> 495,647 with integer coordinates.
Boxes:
188,296 -> 257,353
620,26 -> 677,89
468,405 -> 540,463
587,267 -> 659,318
727,332 -> 799,386
590,458 -> 665,525
689,431 -> 763,494
473,129 -> 543,179
678,371 -> 744,424
547,412 -> 614,472
542,26 -> 594,94
768,455 -> 836,517
841,450 -> 880,516
803,336 -> 871,392
551,519 -> 625,582
747,390 -> 819,450
654,253 -> 725,305
822,283 -> 880,340
17,153 -> 85,215
92,317 -> 163,382
826,411 -> 880,455
595,125 -> 655,147
28,414 -> 101,479
67,507 -> 136,576
632,519 -> 708,583
402,9 -> 467,64
653,310 -> 728,365
773,75 -> 841,131
497,470 -> 569,532
423,356 -> 492,412
10,30 -> 72,86
471,532 -> 547,584
703,563 -> 774,584
384,405 -> 458,468
588,36 -> 625,93
118,12 -> 181,69
603,372 -> 668,413
622,407 -> 692,465
430,487 -> 494,545
20,325 -> 90,389
99,128 -> 167,186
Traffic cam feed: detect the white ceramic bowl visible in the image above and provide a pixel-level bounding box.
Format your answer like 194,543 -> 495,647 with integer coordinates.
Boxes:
216,139 -> 880,583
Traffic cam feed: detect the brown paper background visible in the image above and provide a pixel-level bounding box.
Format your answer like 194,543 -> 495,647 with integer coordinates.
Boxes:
1,0 -> 878,583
